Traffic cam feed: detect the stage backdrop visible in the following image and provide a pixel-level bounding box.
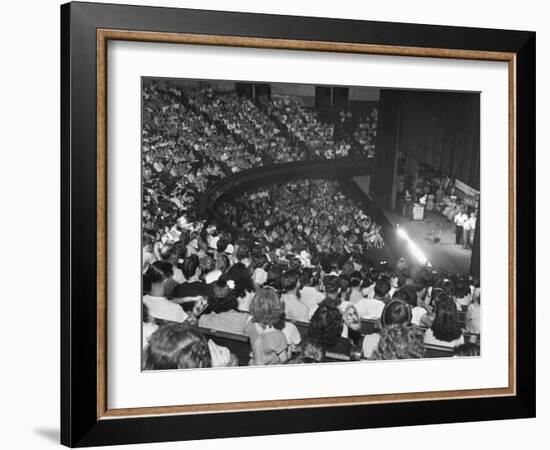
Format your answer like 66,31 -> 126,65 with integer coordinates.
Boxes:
372,89 -> 480,208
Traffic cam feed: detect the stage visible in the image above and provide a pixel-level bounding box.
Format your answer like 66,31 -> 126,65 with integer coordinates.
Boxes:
382,209 -> 472,274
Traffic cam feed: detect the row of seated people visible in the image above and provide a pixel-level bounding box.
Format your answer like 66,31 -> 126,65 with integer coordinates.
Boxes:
334,109 -> 378,159
352,109 -> 378,158
214,179 -> 384,256
143,248 -> 480,368
263,96 -> 352,159
142,82 -> 379,252
143,82 -> 266,237
184,87 -> 307,163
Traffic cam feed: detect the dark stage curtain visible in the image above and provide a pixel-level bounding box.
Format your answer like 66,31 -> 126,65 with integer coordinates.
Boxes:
398,90 -> 480,189
315,86 -> 332,109
254,83 -> 271,101
371,90 -> 402,209
333,87 -> 349,111
236,82 -> 253,99
375,89 -> 480,191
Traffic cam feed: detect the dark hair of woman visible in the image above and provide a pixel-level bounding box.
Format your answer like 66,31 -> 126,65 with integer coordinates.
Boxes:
181,255 -> 199,279
441,279 -> 455,296
216,238 -> 229,253
371,324 -> 425,360
300,268 -> 319,287
142,303 -> 150,323
289,257 -> 302,271
216,254 -> 230,272
265,264 -> 283,291
366,267 -> 379,282
322,275 -> 341,296
281,270 -> 299,292
454,342 -> 480,357
307,301 -> 343,348
143,273 -> 152,294
338,277 -> 350,292
173,241 -> 187,260
340,261 -> 355,280
249,287 -> 285,328
143,324 -> 211,370
309,253 -> 320,268
374,277 -> 391,299
319,255 -> 332,273
393,284 -> 418,308
145,261 -> 173,284
349,271 -> 363,288
381,299 -> 412,327
236,243 -> 250,261
453,278 -> 470,298
221,262 -> 254,299
251,254 -> 268,272
206,280 -> 238,314
431,295 -> 463,342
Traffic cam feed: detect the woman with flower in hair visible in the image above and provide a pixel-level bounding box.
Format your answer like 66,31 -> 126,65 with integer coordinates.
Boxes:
245,287 -> 289,365
198,279 -> 250,335
221,262 -> 256,312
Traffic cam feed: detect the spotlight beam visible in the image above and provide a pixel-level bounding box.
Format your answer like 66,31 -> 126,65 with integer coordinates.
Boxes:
395,225 -> 430,266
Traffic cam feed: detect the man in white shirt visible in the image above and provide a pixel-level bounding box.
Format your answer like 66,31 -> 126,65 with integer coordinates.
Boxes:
143,295 -> 188,323
355,278 -> 391,319
454,209 -> 468,245
300,285 -> 325,311
462,212 -> 477,249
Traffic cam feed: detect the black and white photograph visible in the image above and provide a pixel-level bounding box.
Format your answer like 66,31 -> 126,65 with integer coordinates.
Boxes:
141,77 -> 481,370
0,0 -> 541,447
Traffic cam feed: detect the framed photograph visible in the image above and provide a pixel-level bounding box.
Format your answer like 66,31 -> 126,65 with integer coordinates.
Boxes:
61,1 -> 535,447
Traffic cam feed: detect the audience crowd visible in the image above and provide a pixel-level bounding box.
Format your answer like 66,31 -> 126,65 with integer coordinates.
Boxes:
142,223 -> 481,369
264,96 -> 352,159
141,81 -> 480,370
216,179 -> 384,255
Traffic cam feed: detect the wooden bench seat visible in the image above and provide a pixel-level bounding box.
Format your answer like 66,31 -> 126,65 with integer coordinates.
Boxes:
424,343 -> 455,358
191,326 -> 251,366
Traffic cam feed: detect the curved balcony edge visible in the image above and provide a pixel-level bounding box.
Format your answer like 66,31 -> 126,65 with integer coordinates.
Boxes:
200,157 -> 374,236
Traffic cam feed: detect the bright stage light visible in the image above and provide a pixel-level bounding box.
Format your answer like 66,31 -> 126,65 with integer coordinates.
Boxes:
395,225 -> 430,266
396,227 -> 407,239
408,241 -> 428,266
